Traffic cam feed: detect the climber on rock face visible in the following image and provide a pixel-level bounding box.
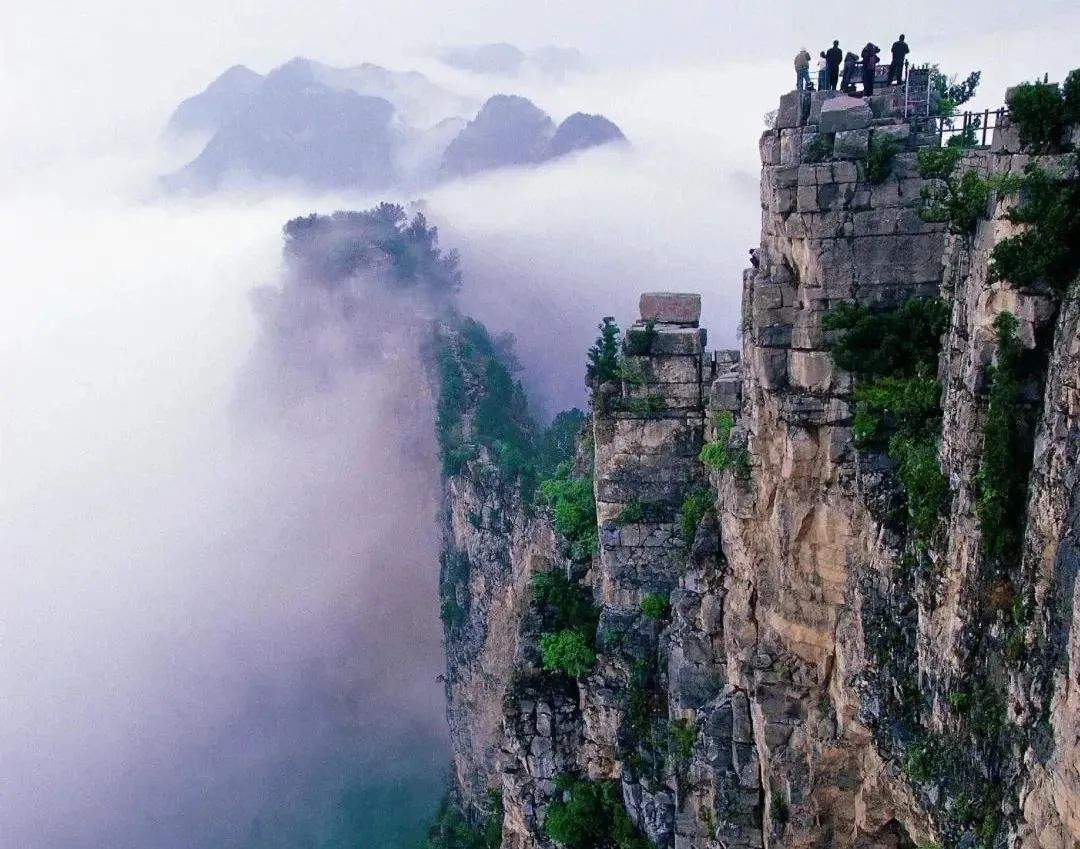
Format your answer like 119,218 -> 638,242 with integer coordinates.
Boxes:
889,34 -> 910,85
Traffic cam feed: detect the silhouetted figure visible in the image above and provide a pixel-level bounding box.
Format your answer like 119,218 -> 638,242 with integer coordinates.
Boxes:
794,48 -> 812,91
749,248 -> 760,269
861,43 -> 880,96
889,34 -> 909,85
841,51 -> 858,93
825,41 -> 843,90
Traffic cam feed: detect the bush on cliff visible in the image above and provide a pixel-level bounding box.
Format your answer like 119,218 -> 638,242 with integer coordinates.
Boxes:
539,629 -> 597,678
988,153 -> 1080,294
976,311 -> 1031,572
539,463 -> 598,561
679,487 -> 715,549
545,776 -> 651,849
822,298 -> 949,380
533,571 -> 600,637
917,147 -> 990,236
1007,69 -> 1080,153
698,411 -> 735,470
824,298 -> 951,543
866,134 -> 901,184
421,790 -> 503,849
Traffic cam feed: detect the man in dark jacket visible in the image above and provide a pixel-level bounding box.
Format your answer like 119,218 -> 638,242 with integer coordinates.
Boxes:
888,34 -> 910,85
825,41 -> 843,90
861,43 -> 880,96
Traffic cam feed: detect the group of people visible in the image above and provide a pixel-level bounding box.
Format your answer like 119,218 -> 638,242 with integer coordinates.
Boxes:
794,35 -> 910,97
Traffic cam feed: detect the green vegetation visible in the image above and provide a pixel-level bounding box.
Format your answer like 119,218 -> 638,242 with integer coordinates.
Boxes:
929,67 -> 981,118
866,133 -> 901,184
823,298 -> 950,379
539,630 -> 597,678
679,487 -> 715,549
539,463 -> 598,561
435,318 -> 585,500
803,133 -> 834,163
852,376 -> 941,449
917,147 -> 990,235
976,312 -> 1030,573
284,203 -> 462,291
698,411 -> 735,470
988,154 -> 1080,295
587,317 -> 622,388
667,719 -> 695,761
824,299 -> 950,543
639,593 -> 669,621
890,437 -> 951,541
615,500 -> 645,526
421,791 -> 503,849
545,776 -> 652,849
533,571 -> 601,637
1007,69 -> 1080,153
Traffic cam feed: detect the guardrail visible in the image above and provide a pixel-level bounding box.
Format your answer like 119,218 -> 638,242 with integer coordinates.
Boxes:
927,108 -> 1008,148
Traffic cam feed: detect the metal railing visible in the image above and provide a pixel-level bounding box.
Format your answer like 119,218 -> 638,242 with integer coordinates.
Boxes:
929,108 -> 1009,148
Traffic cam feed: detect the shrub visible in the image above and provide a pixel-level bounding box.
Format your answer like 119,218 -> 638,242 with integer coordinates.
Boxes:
668,719 -> 695,761
852,375 -> 941,449
587,318 -> 621,388
1063,68 -> 1080,126
1004,631 -> 1026,665
532,571 -> 600,638
891,436 -> 950,542
698,411 -> 735,470
640,593 -> 669,621
866,134 -> 901,184
917,147 -> 990,235
1009,80 -> 1066,153
545,777 -> 651,849
823,298 -> 949,380
536,409 -> 588,480
421,790 -> 503,849
803,133 -> 834,163
679,487 -> 715,549
989,155 -> 1080,294
976,311 -> 1028,570
615,500 -> 645,526
539,463 -> 598,561
539,629 -> 597,678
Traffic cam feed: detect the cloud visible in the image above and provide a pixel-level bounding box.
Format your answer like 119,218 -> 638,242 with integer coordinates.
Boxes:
0,176 -> 448,848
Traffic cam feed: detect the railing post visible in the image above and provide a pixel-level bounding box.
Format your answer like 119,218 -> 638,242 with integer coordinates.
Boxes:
982,109 -> 989,147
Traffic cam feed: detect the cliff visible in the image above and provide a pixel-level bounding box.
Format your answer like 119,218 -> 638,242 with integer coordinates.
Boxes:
435,84 -> 1080,849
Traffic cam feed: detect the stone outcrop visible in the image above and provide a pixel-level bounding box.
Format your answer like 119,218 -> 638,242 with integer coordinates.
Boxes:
438,87 -> 1080,849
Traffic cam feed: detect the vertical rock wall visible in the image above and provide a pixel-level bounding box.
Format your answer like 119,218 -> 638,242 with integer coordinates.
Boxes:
438,88 -> 1080,849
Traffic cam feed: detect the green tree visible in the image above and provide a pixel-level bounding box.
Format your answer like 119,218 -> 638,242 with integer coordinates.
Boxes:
586,317 -> 621,387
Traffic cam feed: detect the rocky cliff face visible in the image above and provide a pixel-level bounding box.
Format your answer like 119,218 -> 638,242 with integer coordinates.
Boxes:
437,88 -> 1080,849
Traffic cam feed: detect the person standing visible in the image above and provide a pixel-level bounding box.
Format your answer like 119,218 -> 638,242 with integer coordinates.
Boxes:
861,43 -> 880,96
794,47 -> 812,91
817,52 -> 829,92
841,51 -> 859,93
889,34 -> 910,85
825,41 -> 843,90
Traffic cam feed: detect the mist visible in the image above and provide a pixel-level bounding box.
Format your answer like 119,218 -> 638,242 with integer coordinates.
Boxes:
4,4 -> 1080,847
